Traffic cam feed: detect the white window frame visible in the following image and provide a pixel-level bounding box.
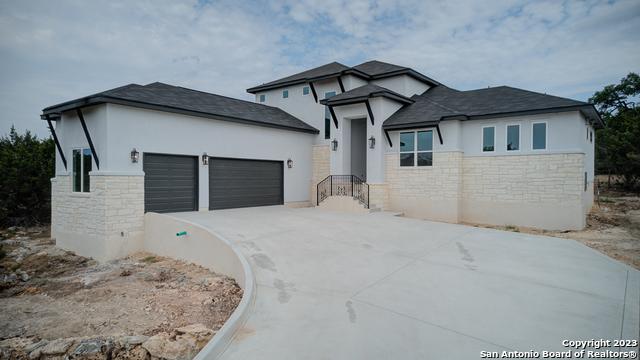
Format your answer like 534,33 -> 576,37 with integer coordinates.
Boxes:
302,86 -> 310,96
282,89 -> 289,99
259,94 -> 266,103
481,125 -> 496,153
72,147 -> 91,193
505,123 -> 521,152
399,130 -> 433,167
531,121 -> 548,151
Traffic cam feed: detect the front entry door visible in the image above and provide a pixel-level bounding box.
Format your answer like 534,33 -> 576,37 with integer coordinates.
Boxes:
350,118 -> 367,181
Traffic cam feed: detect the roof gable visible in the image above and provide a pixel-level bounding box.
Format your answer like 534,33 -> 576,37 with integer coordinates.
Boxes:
246,62 -> 350,93
247,60 -> 439,93
320,84 -> 414,106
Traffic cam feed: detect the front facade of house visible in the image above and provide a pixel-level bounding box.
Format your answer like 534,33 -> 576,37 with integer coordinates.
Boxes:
42,60 -> 602,261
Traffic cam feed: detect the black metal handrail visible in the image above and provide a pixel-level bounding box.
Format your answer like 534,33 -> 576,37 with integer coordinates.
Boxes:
317,175 -> 369,209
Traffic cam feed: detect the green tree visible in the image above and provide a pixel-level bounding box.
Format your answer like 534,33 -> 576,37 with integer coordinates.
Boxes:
590,73 -> 640,190
0,126 -> 55,226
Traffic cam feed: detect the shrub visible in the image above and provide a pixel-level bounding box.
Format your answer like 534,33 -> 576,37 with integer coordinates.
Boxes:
0,126 -> 55,227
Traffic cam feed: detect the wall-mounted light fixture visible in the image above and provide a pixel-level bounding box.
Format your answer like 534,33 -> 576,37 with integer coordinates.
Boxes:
368,136 -> 376,149
201,152 -> 209,166
287,158 -> 293,168
130,148 -> 139,163
331,138 -> 338,151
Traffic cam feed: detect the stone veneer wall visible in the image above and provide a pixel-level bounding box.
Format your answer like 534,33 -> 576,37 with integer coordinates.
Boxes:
461,153 -> 586,229
368,183 -> 389,210
382,151 -> 586,229
384,152 -> 463,222
310,145 -> 330,205
51,174 -> 145,261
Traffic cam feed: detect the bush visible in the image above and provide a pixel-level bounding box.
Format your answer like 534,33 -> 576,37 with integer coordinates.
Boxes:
0,126 -> 55,226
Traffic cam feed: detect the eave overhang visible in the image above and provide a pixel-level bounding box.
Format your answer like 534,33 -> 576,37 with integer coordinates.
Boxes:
41,96 -> 320,134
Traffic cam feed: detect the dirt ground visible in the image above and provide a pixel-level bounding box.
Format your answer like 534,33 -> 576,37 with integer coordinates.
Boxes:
467,189 -> 640,270
0,227 -> 242,358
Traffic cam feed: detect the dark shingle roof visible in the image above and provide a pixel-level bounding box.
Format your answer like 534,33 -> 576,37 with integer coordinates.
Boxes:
351,60 -> 408,76
319,84 -> 414,106
42,82 -> 319,134
246,62 -> 350,93
247,60 -> 439,93
384,85 -> 603,129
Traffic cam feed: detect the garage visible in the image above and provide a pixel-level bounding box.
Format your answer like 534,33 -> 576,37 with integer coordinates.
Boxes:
143,153 -> 198,213
209,157 -> 284,210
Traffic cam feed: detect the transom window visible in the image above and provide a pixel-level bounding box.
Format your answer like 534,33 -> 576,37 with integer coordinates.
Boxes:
506,124 -> 520,151
324,91 -> 336,139
532,122 -> 547,150
482,126 -> 495,152
282,90 -> 289,99
400,130 -> 433,167
72,148 -> 92,192
259,94 -> 265,103
303,86 -> 310,95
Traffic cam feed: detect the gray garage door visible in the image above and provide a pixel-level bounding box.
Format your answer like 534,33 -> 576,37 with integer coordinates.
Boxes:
143,153 -> 198,213
209,158 -> 283,210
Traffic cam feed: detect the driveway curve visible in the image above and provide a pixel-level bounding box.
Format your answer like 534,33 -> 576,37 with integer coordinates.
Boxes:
174,206 -> 639,360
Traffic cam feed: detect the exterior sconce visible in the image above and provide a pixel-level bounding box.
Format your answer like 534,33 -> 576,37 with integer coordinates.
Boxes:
287,158 -> 293,168
331,138 -> 338,151
201,152 -> 209,165
368,136 -> 376,149
130,148 -> 139,163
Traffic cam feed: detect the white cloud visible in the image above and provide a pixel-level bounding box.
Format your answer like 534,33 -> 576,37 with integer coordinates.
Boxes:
0,0 -> 638,137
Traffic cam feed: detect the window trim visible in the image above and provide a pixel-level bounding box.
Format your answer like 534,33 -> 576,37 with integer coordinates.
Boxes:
399,130 -> 434,167
282,89 -> 289,99
505,123 -> 521,152
258,94 -> 266,103
531,121 -> 548,151
72,147 -> 92,193
481,125 -> 496,153
302,86 -> 310,96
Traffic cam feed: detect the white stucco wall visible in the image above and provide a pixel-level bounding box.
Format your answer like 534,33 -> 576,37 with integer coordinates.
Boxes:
460,111 -> 586,156
372,75 -> 430,97
331,97 -> 404,183
255,78 -> 342,146
54,105 -> 107,176
105,104 -> 314,207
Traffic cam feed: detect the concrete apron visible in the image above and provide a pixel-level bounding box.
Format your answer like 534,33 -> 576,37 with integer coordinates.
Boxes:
171,206 -> 639,360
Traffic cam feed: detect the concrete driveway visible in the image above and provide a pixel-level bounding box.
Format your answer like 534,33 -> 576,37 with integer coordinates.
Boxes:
174,206 -> 639,359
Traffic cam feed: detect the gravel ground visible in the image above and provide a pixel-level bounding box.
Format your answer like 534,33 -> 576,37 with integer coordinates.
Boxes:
0,228 -> 242,359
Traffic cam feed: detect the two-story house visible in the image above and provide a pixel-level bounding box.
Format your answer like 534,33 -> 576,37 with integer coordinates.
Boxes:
41,60 -> 602,261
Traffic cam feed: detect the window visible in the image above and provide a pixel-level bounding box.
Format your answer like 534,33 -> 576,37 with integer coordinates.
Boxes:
482,126 -> 495,152
400,130 -> 433,167
259,94 -> 265,103
506,124 -> 520,151
72,148 -> 92,192
303,86 -> 310,95
324,91 -> 336,139
584,172 -> 588,192
590,131 -> 593,143
282,90 -> 289,99
532,122 -> 547,150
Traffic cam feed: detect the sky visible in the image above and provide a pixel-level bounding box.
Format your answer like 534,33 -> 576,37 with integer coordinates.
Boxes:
0,0 -> 638,137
